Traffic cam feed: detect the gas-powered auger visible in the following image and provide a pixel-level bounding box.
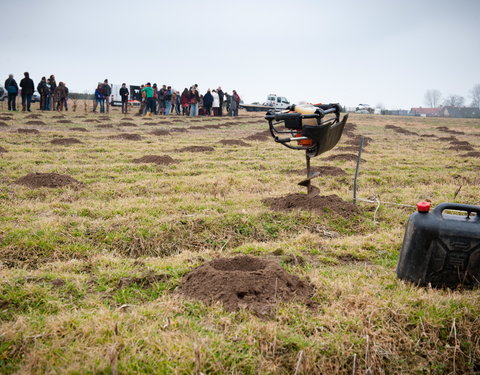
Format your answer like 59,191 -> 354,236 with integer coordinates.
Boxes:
265,103 -> 348,197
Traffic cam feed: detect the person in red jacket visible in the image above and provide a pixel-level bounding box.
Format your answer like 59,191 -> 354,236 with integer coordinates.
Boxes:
180,88 -> 190,116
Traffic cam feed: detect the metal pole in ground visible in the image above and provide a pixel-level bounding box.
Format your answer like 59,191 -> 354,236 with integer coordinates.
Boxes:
353,136 -> 364,205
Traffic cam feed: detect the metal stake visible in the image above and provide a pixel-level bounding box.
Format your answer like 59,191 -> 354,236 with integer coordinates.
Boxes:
353,136 -> 364,205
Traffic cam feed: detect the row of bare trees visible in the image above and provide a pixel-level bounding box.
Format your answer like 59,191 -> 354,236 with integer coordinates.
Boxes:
424,84 -> 480,108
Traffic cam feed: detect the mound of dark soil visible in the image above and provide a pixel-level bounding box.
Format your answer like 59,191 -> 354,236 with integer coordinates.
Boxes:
121,117 -> 134,121
18,128 -> 40,134
74,115 -> 86,118
219,139 -> 250,146
0,146 -> 7,153
51,138 -> 83,146
345,136 -> 372,146
26,120 -> 46,125
0,121 -> 8,127
244,133 -> 270,142
438,136 -> 458,142
57,119 -> 72,124
15,172 -> 82,188
84,119 -> 100,123
150,129 -> 171,136
118,122 -> 137,127
385,124 -> 418,136
448,145 -> 474,151
204,124 -> 221,129
420,134 -> 437,138
336,145 -> 366,153
25,114 -> 42,119
176,146 -> 214,152
95,124 -> 113,128
110,133 -> 143,141
292,165 -> 347,177
460,151 -> 480,158
70,127 -> 88,132
263,193 -> 358,218
344,123 -> 357,132
449,141 -> 472,147
99,116 -> 110,120
190,126 -> 207,130
52,115 -> 65,119
171,127 -> 189,132
436,126 -> 465,135
179,256 -> 314,316
326,153 -> 365,162
132,155 -> 178,165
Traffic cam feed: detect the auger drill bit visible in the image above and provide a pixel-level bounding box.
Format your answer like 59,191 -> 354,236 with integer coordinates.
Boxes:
298,155 -> 320,197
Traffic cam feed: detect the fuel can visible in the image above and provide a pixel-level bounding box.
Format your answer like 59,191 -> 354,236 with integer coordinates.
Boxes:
396,202 -> 480,288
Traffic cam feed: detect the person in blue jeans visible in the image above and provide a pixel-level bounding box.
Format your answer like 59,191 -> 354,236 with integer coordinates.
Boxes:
189,86 -> 199,116
93,84 -> 104,113
19,72 -> 34,112
4,74 -> 18,111
165,86 -> 172,115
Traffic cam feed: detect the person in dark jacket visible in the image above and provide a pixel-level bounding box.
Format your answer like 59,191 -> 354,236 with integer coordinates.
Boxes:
102,79 -> 111,113
188,87 -> 199,117
37,77 -> 49,110
180,88 -> 190,116
54,82 -> 68,111
48,75 -> 56,111
217,87 -> 224,116
93,84 -> 104,113
4,74 -> 18,111
203,89 -> 213,116
19,72 -> 34,112
119,83 -> 129,114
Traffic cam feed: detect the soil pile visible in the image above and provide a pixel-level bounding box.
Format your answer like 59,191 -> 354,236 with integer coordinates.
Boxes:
110,133 -> 143,141
118,122 -> 137,127
447,145 -> 474,151
345,136 -> 372,146
15,173 -> 82,188
336,145 -> 367,153
385,124 -> 418,136
84,119 -> 100,123
121,117 -> 134,121
0,146 -> 7,153
95,124 -> 113,128
52,115 -> 65,119
179,256 -> 314,316
26,120 -> 46,125
460,151 -> 480,158
292,165 -> 346,177
326,153 -> 365,162
25,114 -> 42,119
171,127 -> 189,132
132,155 -> 178,165
0,121 -> 8,127
264,193 -> 358,218
177,146 -> 214,152
219,139 -> 250,146
436,126 -> 465,135
18,128 -> 40,134
150,129 -> 171,136
51,138 -> 82,146
70,127 -> 88,132
57,119 -> 73,124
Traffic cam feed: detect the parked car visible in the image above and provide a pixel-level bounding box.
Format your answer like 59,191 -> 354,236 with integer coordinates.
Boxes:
31,91 -> 40,103
355,104 -> 374,114
0,86 -> 6,101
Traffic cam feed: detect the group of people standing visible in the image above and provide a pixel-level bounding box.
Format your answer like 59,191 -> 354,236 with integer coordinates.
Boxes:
4,73 -> 68,112
139,83 -> 241,117
93,79 -> 113,113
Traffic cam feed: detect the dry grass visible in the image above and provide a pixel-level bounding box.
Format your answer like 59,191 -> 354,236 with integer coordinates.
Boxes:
0,105 -> 479,374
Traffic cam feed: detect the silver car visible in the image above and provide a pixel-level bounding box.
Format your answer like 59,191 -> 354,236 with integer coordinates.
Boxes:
0,86 -> 6,101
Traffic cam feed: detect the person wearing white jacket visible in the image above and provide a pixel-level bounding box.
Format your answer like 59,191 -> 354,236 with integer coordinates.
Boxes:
212,89 -> 220,116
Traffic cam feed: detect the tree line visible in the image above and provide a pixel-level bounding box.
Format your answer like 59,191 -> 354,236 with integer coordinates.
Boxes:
424,84 -> 480,108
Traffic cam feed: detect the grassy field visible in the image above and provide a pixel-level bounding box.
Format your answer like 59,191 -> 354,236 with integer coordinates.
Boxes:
0,102 -> 479,374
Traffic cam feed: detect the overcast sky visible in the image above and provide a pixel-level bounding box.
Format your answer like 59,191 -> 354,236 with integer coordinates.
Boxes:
1,0 -> 479,109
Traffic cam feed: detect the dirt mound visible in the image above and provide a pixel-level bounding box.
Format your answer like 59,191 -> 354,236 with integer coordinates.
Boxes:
420,134 -> 437,138
385,124 -> 418,136
15,173 -> 82,188
264,193 -> 358,218
52,115 -> 65,119
18,128 -> 40,134
150,129 -> 171,136
245,134 -> 269,141
57,119 -> 73,124
70,127 -> 88,132
436,126 -> 465,135
118,122 -> 137,127
292,165 -> 347,176
25,114 -> 42,119
171,127 -> 189,132
26,120 -> 46,125
219,139 -> 250,146
326,153 -> 365,162
95,124 -> 113,128
177,146 -> 214,152
447,145 -> 474,151
132,155 -> 178,165
0,146 -> 7,153
0,121 -> 8,127
460,151 -> 480,158
110,133 -> 143,141
344,122 -> 357,132
121,117 -> 134,121
336,145 -> 366,153
449,141 -> 472,147
438,136 -> 458,142
179,256 -> 314,316
345,136 -> 372,146
84,119 -> 100,123
51,138 -> 83,146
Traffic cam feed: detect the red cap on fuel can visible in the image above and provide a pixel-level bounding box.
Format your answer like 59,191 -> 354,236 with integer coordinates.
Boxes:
417,201 -> 431,213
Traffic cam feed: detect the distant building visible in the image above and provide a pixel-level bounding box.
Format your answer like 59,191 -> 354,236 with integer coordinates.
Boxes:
410,107 -> 442,117
410,106 -> 480,118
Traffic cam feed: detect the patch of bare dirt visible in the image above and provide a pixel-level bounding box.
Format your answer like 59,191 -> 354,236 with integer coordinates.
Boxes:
0,146 -> 7,153
121,117 -> 134,121
292,166 -> 347,176
57,119 -> 73,124
419,134 -> 437,138
70,127 -> 88,132
176,146 -> 214,152
344,123 -> 357,132
447,145 -> 475,151
26,120 -> 46,125
150,129 -> 171,136
109,133 -> 143,141
18,128 -> 40,134
263,193 -> 359,218
385,124 -> 419,136
25,114 -> 42,119
219,139 -> 250,146
171,127 -> 189,132
118,122 -> 137,127
179,256 -> 314,316
84,119 -> 101,123
438,136 -> 458,142
52,115 -> 65,119
50,138 -> 83,146
95,124 -> 113,128
326,153 -> 365,162
132,155 -> 179,165
460,151 -> 480,158
336,145 -> 366,153
0,121 -> 8,127
15,172 -> 82,188
345,136 -> 372,147
436,126 -> 465,135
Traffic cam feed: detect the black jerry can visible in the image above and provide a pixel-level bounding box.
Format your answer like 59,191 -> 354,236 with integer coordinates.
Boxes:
397,202 -> 480,289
